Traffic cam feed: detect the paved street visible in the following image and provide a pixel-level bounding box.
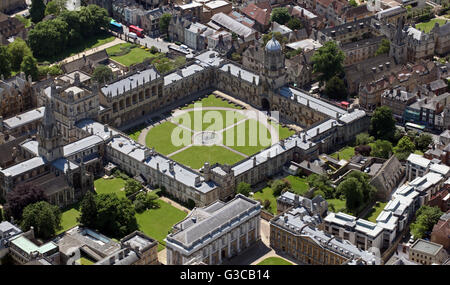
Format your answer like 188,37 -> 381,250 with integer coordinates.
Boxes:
122,26 -> 171,53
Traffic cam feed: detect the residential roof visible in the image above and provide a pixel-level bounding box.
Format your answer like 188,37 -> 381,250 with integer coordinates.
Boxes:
407,153 -> 431,168
11,236 -> 57,255
211,12 -> 256,39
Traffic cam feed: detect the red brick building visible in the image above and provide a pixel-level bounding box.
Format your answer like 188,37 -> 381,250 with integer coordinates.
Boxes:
431,212 -> 450,251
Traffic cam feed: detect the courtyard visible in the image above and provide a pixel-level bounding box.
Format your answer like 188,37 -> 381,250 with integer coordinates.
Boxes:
144,94 -> 295,170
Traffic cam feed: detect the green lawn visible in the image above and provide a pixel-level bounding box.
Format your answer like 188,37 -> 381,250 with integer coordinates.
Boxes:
414,150 -> 424,155
173,109 -> 247,131
57,203 -> 81,234
38,33 -> 116,63
284,175 -> 309,195
326,198 -> 346,213
126,123 -> 146,142
78,257 -> 95,265
94,177 -> 127,199
182,95 -> 243,110
136,199 -> 188,251
416,18 -> 447,33
257,257 -> 292,265
252,187 -> 278,215
106,43 -> 162,67
364,201 -> 388,222
170,145 -> 245,169
146,121 -> 192,155
222,119 -> 272,156
330,146 -> 355,161
272,122 -> 296,140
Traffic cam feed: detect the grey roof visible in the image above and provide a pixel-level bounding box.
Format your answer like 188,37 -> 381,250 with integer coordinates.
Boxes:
279,87 -> 347,119
164,64 -> 205,86
108,135 -> 147,162
410,239 -> 443,255
286,39 -> 322,51
3,107 -> 45,129
194,50 -> 224,67
220,63 -> 259,84
101,67 -> 159,97
1,156 -> 47,177
75,119 -> 119,140
165,194 -> 260,252
20,140 -> 39,156
265,36 -> 282,52
63,135 -> 104,158
52,158 -> 79,173
95,248 -> 140,265
211,12 -> 255,38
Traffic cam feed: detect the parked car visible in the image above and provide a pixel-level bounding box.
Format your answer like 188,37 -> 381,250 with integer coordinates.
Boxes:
128,32 -> 137,39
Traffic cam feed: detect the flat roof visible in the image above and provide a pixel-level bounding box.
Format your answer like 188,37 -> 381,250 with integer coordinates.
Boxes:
1,156 -> 47,177
411,239 -> 443,255
407,153 -> 431,168
64,135 -> 104,157
11,236 -> 57,255
220,63 -> 259,85
286,39 -> 322,51
101,67 -> 159,97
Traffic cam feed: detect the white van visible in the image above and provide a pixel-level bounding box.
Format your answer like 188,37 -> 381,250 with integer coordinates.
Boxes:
128,32 -> 137,39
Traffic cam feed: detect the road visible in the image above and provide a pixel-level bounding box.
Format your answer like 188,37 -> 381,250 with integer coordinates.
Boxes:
122,26 -> 171,53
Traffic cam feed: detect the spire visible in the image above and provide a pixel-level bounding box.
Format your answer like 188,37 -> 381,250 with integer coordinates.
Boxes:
42,98 -> 56,133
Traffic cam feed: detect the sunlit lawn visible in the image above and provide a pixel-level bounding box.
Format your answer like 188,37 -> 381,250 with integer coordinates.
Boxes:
252,187 -> 278,215
284,175 -> 309,195
416,18 -> 447,33
94,177 -> 127,199
364,201 -> 388,222
57,203 -> 81,234
330,146 -> 355,161
107,43 -> 162,67
257,257 -> 292,265
182,95 -> 243,110
136,199 -> 188,251
145,121 -> 191,155
326,198 -> 346,212
170,145 -> 245,169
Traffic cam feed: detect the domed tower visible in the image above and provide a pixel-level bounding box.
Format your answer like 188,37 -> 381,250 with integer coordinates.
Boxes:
37,98 -> 63,161
263,35 -> 287,90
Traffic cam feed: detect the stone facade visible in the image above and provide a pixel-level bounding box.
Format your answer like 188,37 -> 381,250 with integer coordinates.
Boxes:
0,74 -> 35,121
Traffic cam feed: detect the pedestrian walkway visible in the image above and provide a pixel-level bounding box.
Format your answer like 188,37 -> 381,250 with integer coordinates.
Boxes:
159,196 -> 190,213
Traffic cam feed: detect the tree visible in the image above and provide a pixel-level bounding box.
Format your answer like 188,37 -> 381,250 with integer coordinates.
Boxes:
355,145 -> 372,156
21,55 -> 39,81
0,46 -> 11,79
263,200 -> 271,210
133,192 -> 159,213
262,32 -> 288,47
370,106 -> 396,141
285,48 -> 302,59
21,201 -> 61,240
94,194 -> 138,238
5,183 -> 47,220
375,38 -> 390,56
410,205 -> 443,239
150,46 -> 159,54
30,0 -> 46,23
59,10 -> 82,43
370,140 -> 393,159
7,38 -> 32,72
349,0 -> 358,7
347,171 -> 376,203
124,179 -> 142,197
272,179 -> 291,197
237,182 -> 251,197
306,174 -> 334,199
324,75 -> 347,100
45,0 -> 67,16
78,191 -> 97,228
355,133 -> 375,146
415,133 -> 433,152
271,7 -> 291,25
92,65 -> 113,84
337,177 -> 363,212
27,18 -> 69,58
286,17 -> 303,30
160,13 -> 172,35
395,136 -> 416,160
311,41 -> 345,84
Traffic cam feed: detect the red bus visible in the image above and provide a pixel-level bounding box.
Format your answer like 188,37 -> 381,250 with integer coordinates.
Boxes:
129,25 -> 144,38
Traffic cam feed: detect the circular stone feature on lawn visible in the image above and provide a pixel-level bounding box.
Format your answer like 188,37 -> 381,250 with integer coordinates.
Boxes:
193,131 -> 222,146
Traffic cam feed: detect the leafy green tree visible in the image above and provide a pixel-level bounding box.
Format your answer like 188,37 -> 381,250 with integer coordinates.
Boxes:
160,13 -> 172,35
94,194 -> 138,238
272,179 -> 291,197
347,171 -> 376,203
395,136 -> 416,160
393,128 -> 406,145
306,174 -> 334,199
21,55 -> 39,81
349,0 -> 358,7
324,75 -> 347,100
27,18 -> 69,58
313,190 -> 326,198
21,201 -> 61,240
0,46 -> 12,79
286,17 -> 303,30
7,38 -> 32,72
133,192 -> 159,213
285,48 -> 302,59
415,133 -> 433,152
45,1 -> 61,16
370,139 -> 393,159
30,0 -> 46,23
355,133 -> 375,146
5,183 -> 47,220
337,177 -> 363,213
311,41 -> 345,84
59,10 -> 82,43
92,65 -> 113,84
375,38 -> 390,56
78,191 -> 97,228
410,206 -> 443,239
124,179 -> 142,197
370,106 -> 396,141
271,7 -> 291,25
262,31 -> 288,47
150,46 -> 159,54
237,182 -> 251,197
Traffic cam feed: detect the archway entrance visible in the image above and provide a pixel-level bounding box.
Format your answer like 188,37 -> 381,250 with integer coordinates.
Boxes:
261,98 -> 270,111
